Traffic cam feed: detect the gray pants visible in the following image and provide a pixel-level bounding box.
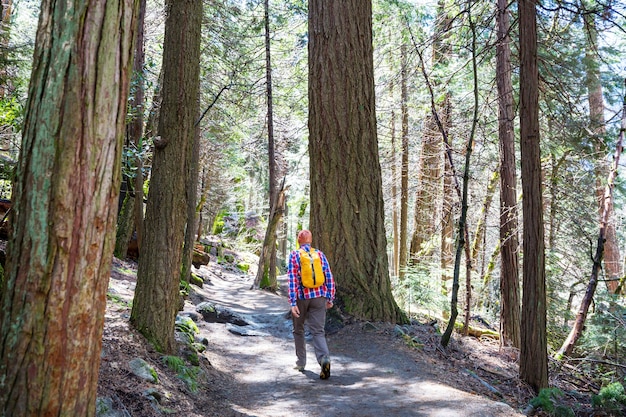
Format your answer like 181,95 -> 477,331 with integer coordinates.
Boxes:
293,297 -> 329,367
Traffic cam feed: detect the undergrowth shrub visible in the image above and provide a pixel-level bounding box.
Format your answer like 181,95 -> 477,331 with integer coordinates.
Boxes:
162,355 -> 202,393
529,388 -> 574,417
592,381 -> 626,415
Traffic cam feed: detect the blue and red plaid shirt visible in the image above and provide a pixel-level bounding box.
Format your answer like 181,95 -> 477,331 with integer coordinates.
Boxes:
288,243 -> 335,307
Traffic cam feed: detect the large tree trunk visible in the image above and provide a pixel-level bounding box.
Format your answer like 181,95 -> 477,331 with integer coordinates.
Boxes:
519,0 -> 548,393
131,0 -> 201,354
308,0 -> 405,323
496,0 -> 521,349
0,0 -> 137,414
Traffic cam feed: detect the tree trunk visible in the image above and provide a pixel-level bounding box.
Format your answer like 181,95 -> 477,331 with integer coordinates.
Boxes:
253,180 -> 287,290
131,0 -> 201,354
390,95 -> 399,278
496,0 -> 521,349
409,0 -> 450,262
0,0 -> 13,99
470,170 -> 499,266
584,13 -> 622,295
133,0 -> 147,252
256,0 -> 280,290
519,0 -> 548,392
399,42 -> 409,281
0,0 -> 137,414
181,124 -> 200,285
409,114 -> 441,259
308,0 -> 405,323
441,6 -> 477,346
114,0 -> 146,260
556,82 -> 625,358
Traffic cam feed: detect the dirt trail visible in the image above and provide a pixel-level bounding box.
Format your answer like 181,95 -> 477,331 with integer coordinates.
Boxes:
184,264 -> 525,417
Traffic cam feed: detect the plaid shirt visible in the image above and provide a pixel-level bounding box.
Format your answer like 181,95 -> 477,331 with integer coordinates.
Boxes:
288,243 -> 335,307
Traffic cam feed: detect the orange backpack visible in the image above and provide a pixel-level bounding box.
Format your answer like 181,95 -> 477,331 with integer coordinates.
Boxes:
299,248 -> 325,288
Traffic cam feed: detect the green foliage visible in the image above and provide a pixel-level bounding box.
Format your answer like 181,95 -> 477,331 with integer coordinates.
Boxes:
577,295 -> 626,362
162,355 -> 201,393
530,388 -> 574,416
592,381 -> 626,414
179,279 -> 190,298
0,97 -> 23,129
237,262 -> 250,273
393,263 -> 448,318
212,209 -> 227,235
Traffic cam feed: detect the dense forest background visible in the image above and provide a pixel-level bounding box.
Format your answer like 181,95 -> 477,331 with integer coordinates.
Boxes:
0,0 -> 626,414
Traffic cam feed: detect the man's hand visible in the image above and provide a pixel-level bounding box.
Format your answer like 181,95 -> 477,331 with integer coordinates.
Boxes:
291,305 -> 300,318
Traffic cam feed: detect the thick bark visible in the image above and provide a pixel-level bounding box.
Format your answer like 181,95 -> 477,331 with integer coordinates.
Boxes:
496,0 -> 521,349
131,0 -> 201,354
308,0 -> 405,323
519,0 -> 548,392
0,0 -> 137,414
556,83 -> 625,358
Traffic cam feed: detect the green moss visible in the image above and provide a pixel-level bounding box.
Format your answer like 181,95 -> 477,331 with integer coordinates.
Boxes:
237,262 -> 250,273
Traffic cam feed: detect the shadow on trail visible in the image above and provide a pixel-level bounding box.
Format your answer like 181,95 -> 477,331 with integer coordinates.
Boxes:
189,266 -> 522,417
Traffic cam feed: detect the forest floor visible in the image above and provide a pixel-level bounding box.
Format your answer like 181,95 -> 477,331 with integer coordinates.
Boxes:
97,243 -> 599,417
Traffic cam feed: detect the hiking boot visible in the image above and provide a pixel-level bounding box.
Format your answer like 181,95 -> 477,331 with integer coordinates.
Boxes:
294,364 -> 305,372
319,356 -> 331,380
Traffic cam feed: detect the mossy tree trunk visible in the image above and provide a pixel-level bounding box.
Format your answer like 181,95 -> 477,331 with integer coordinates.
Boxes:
131,0 -> 201,354
308,0 -> 405,323
0,0 -> 137,414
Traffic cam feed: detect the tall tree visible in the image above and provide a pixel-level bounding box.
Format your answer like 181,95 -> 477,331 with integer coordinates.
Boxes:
519,0 -> 548,392
496,0 -> 521,348
409,0 -> 449,261
399,42 -> 409,281
308,0 -> 405,323
556,94 -> 625,358
115,0 -> 147,259
0,0 -> 137,414
131,0 -> 202,354
255,0 -> 281,290
583,10 -> 621,294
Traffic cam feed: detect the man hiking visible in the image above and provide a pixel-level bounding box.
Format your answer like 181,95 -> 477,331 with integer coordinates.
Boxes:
288,229 -> 336,379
